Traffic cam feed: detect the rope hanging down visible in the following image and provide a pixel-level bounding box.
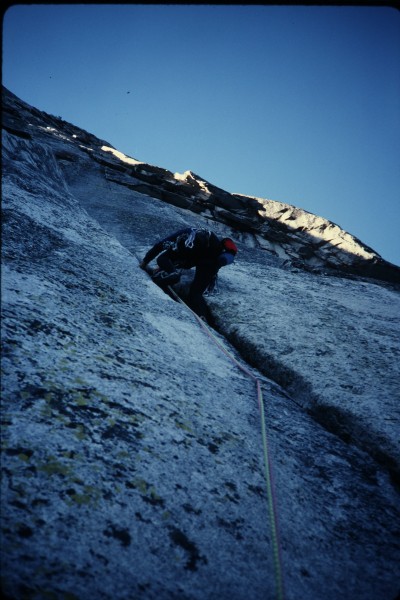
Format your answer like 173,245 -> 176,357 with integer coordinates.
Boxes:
135,253 -> 284,599
165,284 -> 285,600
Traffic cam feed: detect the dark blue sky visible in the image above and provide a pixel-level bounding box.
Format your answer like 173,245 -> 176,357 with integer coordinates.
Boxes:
3,4 -> 400,265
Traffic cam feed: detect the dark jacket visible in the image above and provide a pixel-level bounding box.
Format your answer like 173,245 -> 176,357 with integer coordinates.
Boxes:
142,228 -> 236,324
142,227 -> 234,270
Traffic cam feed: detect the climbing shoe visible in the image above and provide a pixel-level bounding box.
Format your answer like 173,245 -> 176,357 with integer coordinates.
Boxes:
204,275 -> 218,296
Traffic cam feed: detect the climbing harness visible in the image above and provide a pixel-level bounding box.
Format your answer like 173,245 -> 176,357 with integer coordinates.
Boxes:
166,284 -> 285,600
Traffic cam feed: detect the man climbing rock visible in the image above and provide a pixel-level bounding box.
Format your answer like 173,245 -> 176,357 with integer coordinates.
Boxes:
140,227 -> 238,325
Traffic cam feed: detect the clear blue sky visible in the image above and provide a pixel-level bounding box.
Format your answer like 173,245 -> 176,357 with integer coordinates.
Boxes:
3,4 -> 400,265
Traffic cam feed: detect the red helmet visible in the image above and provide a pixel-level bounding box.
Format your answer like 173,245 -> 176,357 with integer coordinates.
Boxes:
222,238 -> 238,255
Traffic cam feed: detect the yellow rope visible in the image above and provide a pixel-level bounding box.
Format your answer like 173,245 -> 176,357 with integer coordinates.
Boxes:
136,255 -> 284,598
167,285 -> 285,600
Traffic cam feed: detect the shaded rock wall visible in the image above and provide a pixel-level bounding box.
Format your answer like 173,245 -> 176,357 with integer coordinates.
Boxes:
1,87 -> 400,600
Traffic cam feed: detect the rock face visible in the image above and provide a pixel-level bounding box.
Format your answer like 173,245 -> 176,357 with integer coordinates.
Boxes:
1,86 -> 399,600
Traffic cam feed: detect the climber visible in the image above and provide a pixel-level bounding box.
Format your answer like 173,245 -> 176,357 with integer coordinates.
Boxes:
140,227 -> 238,325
